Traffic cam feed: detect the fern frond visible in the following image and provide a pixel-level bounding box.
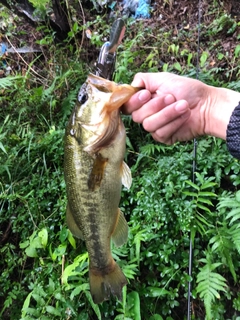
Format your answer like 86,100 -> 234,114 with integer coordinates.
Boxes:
183,174 -> 217,236
209,225 -> 237,282
225,207 -> 240,224
203,293 -> 212,320
201,181 -> 218,189
230,225 -> 240,255
196,251 -> 228,320
0,76 -> 21,88
217,191 -> 240,210
140,143 -> 165,157
197,197 -> 214,205
209,226 -> 231,251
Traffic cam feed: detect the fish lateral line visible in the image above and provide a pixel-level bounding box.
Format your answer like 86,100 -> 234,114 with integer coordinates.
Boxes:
64,73 -> 138,304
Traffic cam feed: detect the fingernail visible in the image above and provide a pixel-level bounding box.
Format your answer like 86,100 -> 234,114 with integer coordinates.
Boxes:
131,79 -> 143,87
164,94 -> 175,105
138,90 -> 151,102
175,101 -> 188,113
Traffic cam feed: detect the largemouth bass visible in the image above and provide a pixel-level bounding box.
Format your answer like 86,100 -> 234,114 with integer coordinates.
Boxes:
64,74 -> 139,304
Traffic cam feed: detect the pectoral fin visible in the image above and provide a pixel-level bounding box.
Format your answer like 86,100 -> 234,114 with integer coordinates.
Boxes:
66,203 -> 84,240
88,154 -> 108,191
112,209 -> 128,247
121,161 -> 132,189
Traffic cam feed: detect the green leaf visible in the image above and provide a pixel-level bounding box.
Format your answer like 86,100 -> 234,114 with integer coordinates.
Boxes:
70,283 -> 89,300
45,305 -> 61,316
25,245 -> 38,258
122,263 -> 138,280
201,182 -> 217,189
67,229 -> 76,249
0,142 -> 7,154
147,287 -> 170,297
200,51 -> 209,67
126,291 -> 141,320
72,22 -> 78,32
185,180 -> 200,190
0,76 -> 21,88
182,191 -> 199,198
21,292 -> 33,318
195,172 -> 205,184
234,44 -> 240,57
149,315 -> 164,320
230,226 -> 240,254
62,252 -> 88,285
173,62 -> 182,72
38,228 -> 48,248
196,251 -> 227,320
196,203 -> 211,213
236,190 -> 240,202
85,291 -> 102,320
197,197 -> 213,205
32,293 -> 45,306
226,208 -> 240,224
199,191 -> 217,197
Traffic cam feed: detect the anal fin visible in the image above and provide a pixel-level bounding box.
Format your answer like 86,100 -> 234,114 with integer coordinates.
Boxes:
111,209 -> 128,247
121,161 -> 132,190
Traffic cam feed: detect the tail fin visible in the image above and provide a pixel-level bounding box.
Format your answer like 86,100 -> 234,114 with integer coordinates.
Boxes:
89,260 -> 127,304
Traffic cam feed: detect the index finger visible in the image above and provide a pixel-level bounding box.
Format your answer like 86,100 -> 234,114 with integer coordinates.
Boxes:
122,89 -> 151,115
131,72 -> 166,92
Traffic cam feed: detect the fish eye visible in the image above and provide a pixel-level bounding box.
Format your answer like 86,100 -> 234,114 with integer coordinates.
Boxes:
78,92 -> 88,104
78,83 -> 88,104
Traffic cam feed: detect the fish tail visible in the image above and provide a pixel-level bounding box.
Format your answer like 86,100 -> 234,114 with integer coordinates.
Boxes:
89,260 -> 127,304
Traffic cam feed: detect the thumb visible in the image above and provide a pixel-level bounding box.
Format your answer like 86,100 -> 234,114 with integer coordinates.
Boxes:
131,73 -> 146,88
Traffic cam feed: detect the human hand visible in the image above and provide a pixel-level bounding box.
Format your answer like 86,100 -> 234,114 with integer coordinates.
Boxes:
123,72 -> 212,144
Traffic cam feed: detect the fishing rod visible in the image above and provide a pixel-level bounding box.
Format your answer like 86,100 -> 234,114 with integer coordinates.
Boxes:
95,18 -> 125,80
187,0 -> 202,319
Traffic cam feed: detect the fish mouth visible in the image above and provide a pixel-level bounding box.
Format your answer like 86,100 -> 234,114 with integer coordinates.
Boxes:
87,73 -> 141,111
79,74 -> 141,154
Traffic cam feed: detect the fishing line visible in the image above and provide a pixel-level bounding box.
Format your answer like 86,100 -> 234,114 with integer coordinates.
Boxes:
187,0 -> 201,319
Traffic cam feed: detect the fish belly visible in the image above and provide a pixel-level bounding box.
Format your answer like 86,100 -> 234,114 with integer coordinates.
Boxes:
64,126 -> 127,303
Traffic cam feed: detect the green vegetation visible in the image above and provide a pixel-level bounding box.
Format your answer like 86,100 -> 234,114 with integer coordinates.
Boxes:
1,1 -> 240,319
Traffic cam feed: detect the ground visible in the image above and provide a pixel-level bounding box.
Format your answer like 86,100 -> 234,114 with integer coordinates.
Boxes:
2,0 -> 240,81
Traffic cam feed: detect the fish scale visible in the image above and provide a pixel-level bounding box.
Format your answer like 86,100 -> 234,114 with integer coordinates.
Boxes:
64,74 -> 140,303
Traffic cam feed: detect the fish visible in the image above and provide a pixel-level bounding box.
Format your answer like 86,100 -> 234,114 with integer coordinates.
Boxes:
64,74 -> 139,304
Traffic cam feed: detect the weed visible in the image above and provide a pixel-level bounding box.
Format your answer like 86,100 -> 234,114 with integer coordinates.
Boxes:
1,1 -> 240,319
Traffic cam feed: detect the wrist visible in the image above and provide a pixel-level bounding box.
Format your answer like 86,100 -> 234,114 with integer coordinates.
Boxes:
204,86 -> 240,140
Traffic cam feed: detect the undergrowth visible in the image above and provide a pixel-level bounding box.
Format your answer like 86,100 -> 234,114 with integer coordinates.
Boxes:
1,1 -> 240,319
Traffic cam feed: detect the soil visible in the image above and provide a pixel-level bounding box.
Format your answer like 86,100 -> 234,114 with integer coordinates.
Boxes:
2,0 -> 240,81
